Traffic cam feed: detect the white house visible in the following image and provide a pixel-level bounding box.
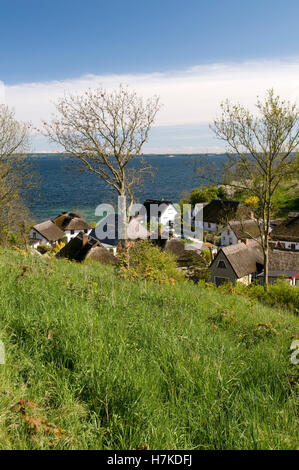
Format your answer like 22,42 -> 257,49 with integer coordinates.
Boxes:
30,220 -> 65,248
221,219 -> 261,246
143,199 -> 178,229
52,212 -> 92,242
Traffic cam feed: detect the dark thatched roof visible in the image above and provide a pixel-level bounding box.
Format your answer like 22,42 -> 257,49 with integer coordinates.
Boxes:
57,232 -> 117,264
53,212 -> 91,231
203,199 -> 251,224
157,238 -> 207,268
270,215 -> 299,242
33,220 -> 65,242
143,199 -> 176,217
269,249 -> 299,272
228,219 -> 260,240
257,249 -> 299,279
212,242 -> 264,278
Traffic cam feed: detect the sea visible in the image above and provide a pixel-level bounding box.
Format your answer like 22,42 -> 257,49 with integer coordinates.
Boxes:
25,154 -> 227,222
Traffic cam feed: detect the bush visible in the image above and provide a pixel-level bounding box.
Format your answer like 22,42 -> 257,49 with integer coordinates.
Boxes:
58,236 -> 68,245
117,240 -> 185,284
201,249 -> 212,264
37,245 -> 55,255
219,279 -> 299,313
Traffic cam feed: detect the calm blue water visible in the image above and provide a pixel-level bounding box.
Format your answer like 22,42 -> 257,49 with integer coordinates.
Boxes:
26,154 -> 226,222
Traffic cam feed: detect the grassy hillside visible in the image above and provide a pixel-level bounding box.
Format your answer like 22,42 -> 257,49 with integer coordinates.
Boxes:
0,249 -> 298,450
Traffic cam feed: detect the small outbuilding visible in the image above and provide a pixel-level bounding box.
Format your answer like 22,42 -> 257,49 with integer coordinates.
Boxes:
56,232 -> 117,264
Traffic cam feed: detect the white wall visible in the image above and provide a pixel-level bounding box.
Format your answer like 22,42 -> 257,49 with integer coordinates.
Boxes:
64,229 -> 92,242
221,227 -> 238,246
147,204 -> 178,226
203,221 -> 220,232
29,229 -> 51,246
274,240 -> 299,251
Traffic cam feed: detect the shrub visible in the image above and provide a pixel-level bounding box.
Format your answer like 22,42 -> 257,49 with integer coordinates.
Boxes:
219,279 -> 299,313
117,240 -> 185,284
37,245 -> 55,255
200,249 -> 212,264
58,236 -> 68,245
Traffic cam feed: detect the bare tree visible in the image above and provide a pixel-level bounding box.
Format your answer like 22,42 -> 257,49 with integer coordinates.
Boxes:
209,89 -> 299,287
42,86 -> 160,237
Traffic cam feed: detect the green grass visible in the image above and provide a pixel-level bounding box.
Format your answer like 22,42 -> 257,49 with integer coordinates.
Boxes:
0,249 -> 298,450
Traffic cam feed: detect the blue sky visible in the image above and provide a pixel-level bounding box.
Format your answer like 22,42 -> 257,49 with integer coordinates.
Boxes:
1,0 -> 299,152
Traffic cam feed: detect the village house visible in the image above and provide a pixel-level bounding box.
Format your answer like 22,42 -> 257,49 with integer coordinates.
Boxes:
57,232 -> 117,265
269,213 -> 299,251
209,241 -> 264,286
29,220 -> 65,248
52,211 -> 92,242
143,198 -> 178,230
221,219 -> 260,246
257,250 -> 299,286
153,236 -> 210,281
193,199 -> 251,233
90,214 -> 150,254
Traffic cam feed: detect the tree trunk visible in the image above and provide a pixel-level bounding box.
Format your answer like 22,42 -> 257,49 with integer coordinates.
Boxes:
264,242 -> 269,289
118,193 -> 128,249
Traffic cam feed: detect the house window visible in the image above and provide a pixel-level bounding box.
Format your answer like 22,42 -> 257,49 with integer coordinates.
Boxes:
215,276 -> 229,287
70,230 -> 74,235
227,229 -> 230,235
84,229 -> 88,233
208,223 -> 211,228
217,260 -> 226,269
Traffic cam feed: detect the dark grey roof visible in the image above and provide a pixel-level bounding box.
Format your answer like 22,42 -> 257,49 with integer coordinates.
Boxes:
257,270 -> 299,279
203,199 -> 251,224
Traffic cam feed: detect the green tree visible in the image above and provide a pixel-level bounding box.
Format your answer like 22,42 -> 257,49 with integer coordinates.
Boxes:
211,89 -> 299,287
0,105 -> 33,246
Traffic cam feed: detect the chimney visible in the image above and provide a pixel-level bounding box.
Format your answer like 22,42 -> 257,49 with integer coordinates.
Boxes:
82,234 -> 89,246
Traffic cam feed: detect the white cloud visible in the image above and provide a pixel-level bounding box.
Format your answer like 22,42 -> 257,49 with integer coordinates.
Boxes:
3,58 -> 299,152
0,81 -> 4,104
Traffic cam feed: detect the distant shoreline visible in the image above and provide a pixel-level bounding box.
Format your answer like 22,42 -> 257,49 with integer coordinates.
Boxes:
28,152 -> 228,158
